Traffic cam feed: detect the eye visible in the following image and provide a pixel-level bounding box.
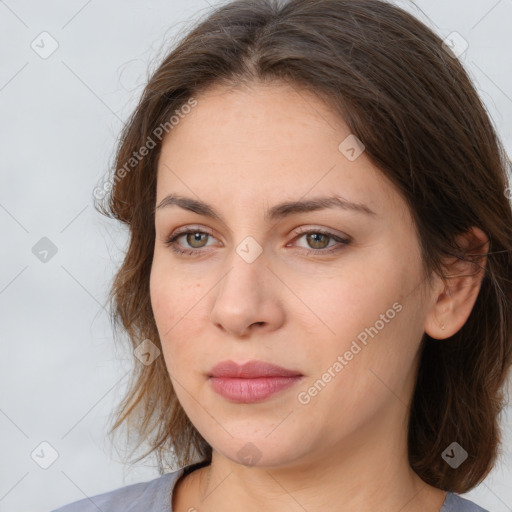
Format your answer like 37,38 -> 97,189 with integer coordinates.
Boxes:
164,227 -> 351,257
290,228 -> 351,255
164,227 -> 217,256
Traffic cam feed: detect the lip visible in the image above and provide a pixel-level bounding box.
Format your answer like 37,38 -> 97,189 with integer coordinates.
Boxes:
208,360 -> 304,404
208,360 -> 302,378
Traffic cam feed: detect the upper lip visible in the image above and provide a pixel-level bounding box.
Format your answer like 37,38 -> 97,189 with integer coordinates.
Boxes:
208,360 -> 302,378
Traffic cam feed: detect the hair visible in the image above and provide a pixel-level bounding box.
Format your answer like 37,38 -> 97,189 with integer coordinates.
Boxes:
96,0 -> 512,493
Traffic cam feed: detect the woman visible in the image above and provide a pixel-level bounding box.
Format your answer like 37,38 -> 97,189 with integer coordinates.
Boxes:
52,0 -> 512,510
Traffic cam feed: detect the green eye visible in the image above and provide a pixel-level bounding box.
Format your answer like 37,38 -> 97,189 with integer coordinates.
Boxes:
165,228 -> 351,257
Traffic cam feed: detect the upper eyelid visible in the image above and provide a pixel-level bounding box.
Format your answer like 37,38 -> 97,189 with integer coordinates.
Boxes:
169,225 -> 216,240
168,225 -> 347,237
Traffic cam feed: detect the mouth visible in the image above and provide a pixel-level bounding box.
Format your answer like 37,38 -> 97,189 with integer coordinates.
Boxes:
208,359 -> 303,379
208,360 -> 304,403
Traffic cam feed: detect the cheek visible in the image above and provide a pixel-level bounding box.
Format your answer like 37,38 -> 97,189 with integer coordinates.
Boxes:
149,265 -> 174,329
150,254 -> 196,327
295,263 -> 388,343
149,257 -> 206,371
304,247 -> 422,373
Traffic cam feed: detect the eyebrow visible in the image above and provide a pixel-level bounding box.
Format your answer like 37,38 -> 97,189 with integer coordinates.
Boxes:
154,193 -> 377,223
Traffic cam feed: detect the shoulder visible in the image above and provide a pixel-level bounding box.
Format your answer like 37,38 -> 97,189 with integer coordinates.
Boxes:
49,468 -> 183,512
442,491 -> 492,512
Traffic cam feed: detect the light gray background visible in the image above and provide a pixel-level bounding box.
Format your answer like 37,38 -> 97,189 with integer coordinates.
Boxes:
1,1 -> 511,511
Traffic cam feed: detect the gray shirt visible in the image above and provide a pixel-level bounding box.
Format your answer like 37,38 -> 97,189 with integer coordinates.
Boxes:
50,461 -> 490,512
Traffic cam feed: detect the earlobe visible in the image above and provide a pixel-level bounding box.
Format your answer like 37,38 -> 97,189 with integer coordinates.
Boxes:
424,226 -> 489,341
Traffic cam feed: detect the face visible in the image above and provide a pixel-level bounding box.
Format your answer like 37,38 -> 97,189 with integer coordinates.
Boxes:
150,82 -> 434,468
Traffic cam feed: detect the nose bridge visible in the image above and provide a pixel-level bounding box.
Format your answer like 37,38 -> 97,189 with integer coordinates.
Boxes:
210,240 -> 279,334
216,241 -> 267,306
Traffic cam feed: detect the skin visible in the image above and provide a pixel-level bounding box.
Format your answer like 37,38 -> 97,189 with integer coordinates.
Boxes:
149,81 -> 488,512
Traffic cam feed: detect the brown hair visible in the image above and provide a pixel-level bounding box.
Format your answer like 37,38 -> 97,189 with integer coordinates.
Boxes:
96,0 -> 512,493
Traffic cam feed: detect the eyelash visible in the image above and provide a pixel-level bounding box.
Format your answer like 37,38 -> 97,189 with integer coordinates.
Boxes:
164,227 -> 351,257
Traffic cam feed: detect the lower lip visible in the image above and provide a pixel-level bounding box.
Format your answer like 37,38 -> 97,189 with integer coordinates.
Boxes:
209,376 -> 303,403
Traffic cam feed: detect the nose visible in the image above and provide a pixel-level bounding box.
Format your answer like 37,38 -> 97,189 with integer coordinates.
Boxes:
209,249 -> 286,338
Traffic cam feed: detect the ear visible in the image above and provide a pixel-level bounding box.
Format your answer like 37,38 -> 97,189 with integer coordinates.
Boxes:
424,226 -> 489,340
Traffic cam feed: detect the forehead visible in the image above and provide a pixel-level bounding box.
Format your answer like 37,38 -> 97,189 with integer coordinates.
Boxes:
160,82 -> 347,159
155,82 -> 404,220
